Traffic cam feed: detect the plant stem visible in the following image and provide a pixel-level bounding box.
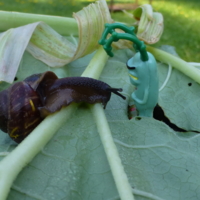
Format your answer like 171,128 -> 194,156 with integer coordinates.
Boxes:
0,47 -> 107,200
188,62 -> 200,67
91,104 -> 135,200
0,46 -> 134,200
0,104 -> 77,200
87,47 -> 135,200
147,46 -> 200,84
0,11 -> 78,36
81,47 -> 108,79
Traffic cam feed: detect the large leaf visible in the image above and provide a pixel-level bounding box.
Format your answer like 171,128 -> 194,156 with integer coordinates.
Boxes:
157,46 -> 200,131
0,47 -> 200,200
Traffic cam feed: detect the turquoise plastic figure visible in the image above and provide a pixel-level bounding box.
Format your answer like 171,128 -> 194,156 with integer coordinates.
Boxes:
99,23 -> 159,117
127,52 -> 158,117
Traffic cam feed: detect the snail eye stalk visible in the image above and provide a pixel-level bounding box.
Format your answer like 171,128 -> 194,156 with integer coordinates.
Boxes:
107,88 -> 126,100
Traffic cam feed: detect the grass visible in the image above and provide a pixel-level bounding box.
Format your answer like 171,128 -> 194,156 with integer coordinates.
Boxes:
151,0 -> 200,62
111,0 -> 200,62
0,0 -> 85,16
0,0 -> 199,62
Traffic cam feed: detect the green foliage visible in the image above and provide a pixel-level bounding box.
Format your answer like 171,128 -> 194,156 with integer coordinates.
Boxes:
0,0 -> 85,17
0,47 -> 200,200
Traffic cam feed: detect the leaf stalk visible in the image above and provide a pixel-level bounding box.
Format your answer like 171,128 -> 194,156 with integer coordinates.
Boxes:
147,46 -> 200,84
91,103 -> 135,200
87,47 -> 135,200
0,104 -> 77,200
0,11 -> 78,36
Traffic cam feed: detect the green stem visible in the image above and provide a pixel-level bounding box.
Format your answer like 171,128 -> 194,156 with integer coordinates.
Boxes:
91,104 -> 135,200
81,46 -> 108,79
0,47 -> 107,200
87,47 -> 135,200
0,104 -> 77,200
0,11 -> 78,36
147,46 -> 200,84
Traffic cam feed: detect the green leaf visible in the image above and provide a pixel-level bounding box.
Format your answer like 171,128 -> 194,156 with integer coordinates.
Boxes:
159,62 -> 200,131
1,47 -> 200,200
158,45 -> 200,131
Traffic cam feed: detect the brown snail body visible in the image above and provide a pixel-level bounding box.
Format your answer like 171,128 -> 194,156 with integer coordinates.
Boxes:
0,71 -> 126,143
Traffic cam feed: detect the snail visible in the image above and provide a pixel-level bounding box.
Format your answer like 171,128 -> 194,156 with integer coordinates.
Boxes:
0,71 -> 126,143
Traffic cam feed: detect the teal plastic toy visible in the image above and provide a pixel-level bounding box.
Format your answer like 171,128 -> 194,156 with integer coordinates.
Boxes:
99,23 -> 158,117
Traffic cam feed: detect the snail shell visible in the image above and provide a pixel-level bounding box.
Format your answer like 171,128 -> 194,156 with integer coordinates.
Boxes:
0,81 -> 43,143
0,71 -> 126,143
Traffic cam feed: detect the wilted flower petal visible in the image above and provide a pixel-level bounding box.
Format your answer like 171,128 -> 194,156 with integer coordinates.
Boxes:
0,0 -> 112,83
133,4 -> 164,44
